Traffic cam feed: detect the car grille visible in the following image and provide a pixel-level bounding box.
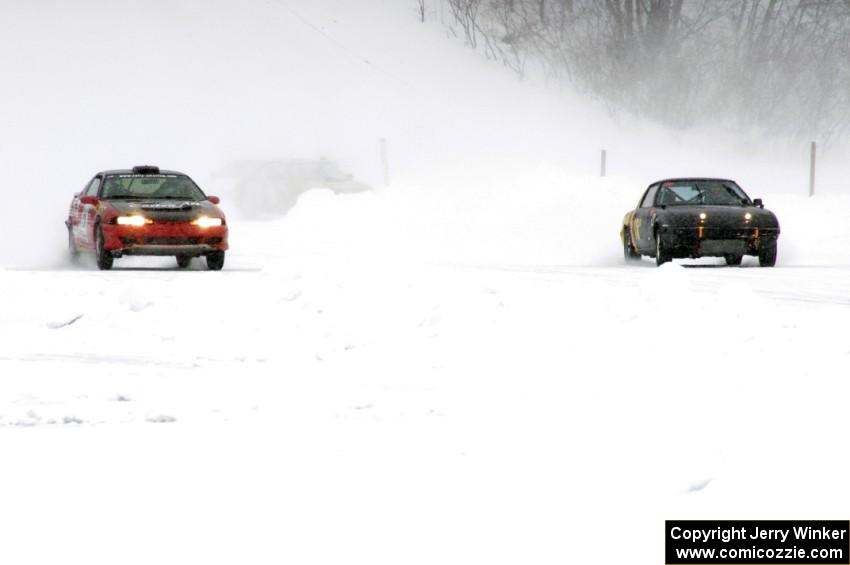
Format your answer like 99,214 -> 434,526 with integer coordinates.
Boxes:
721,228 -> 753,238
695,227 -> 756,238
120,237 -> 221,246
143,237 -> 201,245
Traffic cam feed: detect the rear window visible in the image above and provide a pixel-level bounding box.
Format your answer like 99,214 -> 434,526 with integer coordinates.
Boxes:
101,174 -> 205,201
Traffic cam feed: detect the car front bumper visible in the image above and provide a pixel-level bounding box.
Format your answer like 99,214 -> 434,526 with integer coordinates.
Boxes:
103,222 -> 228,256
658,226 -> 778,258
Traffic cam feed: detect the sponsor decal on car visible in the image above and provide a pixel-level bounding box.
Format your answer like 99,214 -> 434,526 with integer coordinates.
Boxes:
126,201 -> 202,210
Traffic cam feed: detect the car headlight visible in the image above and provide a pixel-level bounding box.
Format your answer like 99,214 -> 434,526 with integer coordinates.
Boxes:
116,215 -> 150,226
192,216 -> 223,228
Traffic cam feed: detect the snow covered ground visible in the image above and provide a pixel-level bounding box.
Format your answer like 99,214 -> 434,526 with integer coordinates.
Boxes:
3,181 -> 850,564
1,1 -> 850,563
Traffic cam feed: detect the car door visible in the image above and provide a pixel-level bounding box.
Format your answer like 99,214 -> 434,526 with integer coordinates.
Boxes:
76,176 -> 102,247
631,183 -> 659,253
70,183 -> 88,244
69,190 -> 84,231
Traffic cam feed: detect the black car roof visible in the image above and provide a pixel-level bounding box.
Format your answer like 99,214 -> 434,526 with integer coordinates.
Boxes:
99,169 -> 187,176
651,177 -> 737,185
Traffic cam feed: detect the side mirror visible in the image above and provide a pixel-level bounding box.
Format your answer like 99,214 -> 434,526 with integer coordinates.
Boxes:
753,198 -> 764,209
208,195 -> 221,205
79,195 -> 99,206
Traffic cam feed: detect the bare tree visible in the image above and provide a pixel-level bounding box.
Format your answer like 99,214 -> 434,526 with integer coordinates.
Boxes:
430,0 -> 850,139
447,0 -> 485,48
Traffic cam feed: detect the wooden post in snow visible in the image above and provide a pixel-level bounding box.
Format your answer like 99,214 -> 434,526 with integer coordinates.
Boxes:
809,141 -> 816,197
380,138 -> 390,188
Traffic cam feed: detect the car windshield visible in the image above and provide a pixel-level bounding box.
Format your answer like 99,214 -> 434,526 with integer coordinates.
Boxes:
101,174 -> 206,200
656,181 -> 750,206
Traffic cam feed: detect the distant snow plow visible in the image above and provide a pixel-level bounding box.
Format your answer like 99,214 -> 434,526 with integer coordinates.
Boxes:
217,159 -> 371,217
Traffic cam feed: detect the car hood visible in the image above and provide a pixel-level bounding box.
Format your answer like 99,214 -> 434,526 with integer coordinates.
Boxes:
658,205 -> 778,229
106,199 -> 223,222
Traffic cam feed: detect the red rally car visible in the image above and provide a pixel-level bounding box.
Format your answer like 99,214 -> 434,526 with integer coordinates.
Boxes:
66,166 -> 229,270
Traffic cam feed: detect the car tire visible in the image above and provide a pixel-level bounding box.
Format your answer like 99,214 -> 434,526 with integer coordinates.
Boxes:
176,255 -> 191,268
724,254 -> 743,266
95,225 -> 113,270
623,229 -> 641,262
206,251 -> 225,271
655,232 -> 670,266
759,240 -> 777,267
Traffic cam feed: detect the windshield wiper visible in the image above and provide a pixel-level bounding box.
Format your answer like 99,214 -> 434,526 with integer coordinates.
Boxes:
721,184 -> 747,205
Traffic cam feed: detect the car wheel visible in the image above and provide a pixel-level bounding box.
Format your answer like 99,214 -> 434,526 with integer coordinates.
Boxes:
206,251 -> 225,271
655,232 -> 670,266
724,254 -> 743,266
759,240 -> 777,267
176,255 -> 191,268
95,225 -> 113,270
623,229 -> 641,262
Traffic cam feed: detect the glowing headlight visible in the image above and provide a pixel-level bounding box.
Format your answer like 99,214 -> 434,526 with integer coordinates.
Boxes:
116,215 -> 149,226
744,212 -> 752,220
699,212 -> 707,220
192,216 -> 223,228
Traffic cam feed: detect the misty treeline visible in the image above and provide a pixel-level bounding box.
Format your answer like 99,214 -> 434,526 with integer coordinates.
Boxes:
426,0 -> 850,140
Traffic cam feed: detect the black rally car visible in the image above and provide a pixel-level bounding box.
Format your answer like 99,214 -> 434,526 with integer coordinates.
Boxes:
620,178 -> 780,266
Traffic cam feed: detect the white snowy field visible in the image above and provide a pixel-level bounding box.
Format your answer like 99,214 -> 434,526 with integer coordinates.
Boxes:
2,0 -> 850,563
2,179 -> 850,564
